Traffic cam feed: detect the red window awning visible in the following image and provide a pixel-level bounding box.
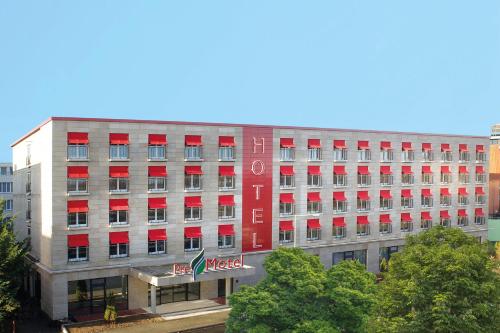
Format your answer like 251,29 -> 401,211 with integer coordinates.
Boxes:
67,166 -> 88,178
459,144 -> 468,152
402,142 -> 412,151
357,215 -> 369,225
458,188 -> 468,196
422,143 -> 432,151
219,195 -> 235,206
307,219 -> 321,229
380,141 -> 392,150
440,210 -> 451,219
440,188 -> 451,196
380,166 -> 392,175
358,140 -> 369,149
475,187 -> 485,195
357,191 -> 370,200
332,217 -> 346,227
333,165 -> 347,175
476,145 -> 485,153
68,132 -> 89,144
441,143 -> 451,152
421,189 -> 432,197
421,211 -> 432,220
185,166 -> 203,175
333,140 -> 346,149
148,229 -> 167,241
280,193 -> 295,203
476,166 -> 485,174
109,199 -> 129,211
401,189 -> 412,198
401,213 -> 412,222
402,166 -> 413,174
422,165 -> 432,174
475,208 -> 484,217
185,196 -> 202,207
219,136 -> 235,147
333,192 -> 347,201
380,214 -> 391,223
109,231 -> 129,244
185,226 -> 202,238
458,209 -> 468,217
218,224 -> 235,236
148,197 -> 167,209
109,166 -> 129,178
308,165 -> 321,175
308,139 -> 321,148
149,166 -> 167,177
459,166 -> 468,174
380,190 -> 392,199
280,138 -> 295,148
219,166 -> 235,176
185,135 -> 202,146
148,134 -> 167,145
109,133 -> 129,144
67,234 -> 89,247
358,166 -> 370,175
441,166 -> 451,174
67,200 -> 89,213
307,192 -> 321,202
280,166 -> 295,176
279,220 -> 294,231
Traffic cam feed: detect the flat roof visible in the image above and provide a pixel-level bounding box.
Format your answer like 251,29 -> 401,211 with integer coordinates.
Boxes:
12,116 -> 489,147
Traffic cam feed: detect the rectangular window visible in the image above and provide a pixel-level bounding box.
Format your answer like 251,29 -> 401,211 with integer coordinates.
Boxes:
441,151 -> 452,162
109,243 -> 128,258
459,151 -> 470,162
401,150 -> 414,162
476,173 -> 486,183
476,195 -> 486,205
476,151 -> 486,163
357,224 -> 370,236
218,147 -> 235,161
457,216 -> 469,227
421,196 -> 433,208
308,148 -> 322,161
401,197 -> 413,209
279,230 -> 294,244
440,218 -> 451,228
307,174 -> 322,187
280,147 -> 295,161
458,195 -> 468,206
333,250 -> 367,266
185,146 -> 203,160
333,174 -> 347,187
110,145 -> 129,160
109,210 -> 128,225
421,219 -> 432,229
280,175 -> 295,189
184,207 -> 202,221
475,216 -> 485,225
218,205 -> 235,219
380,149 -> 394,162
332,226 -> 346,239
68,179 -> 88,193
333,148 -> 348,161
0,182 -> 13,193
26,171 -> 31,193
423,150 -> 434,162
184,237 -> 201,251
3,199 -> 13,211
357,149 -> 371,161
148,240 -> 166,255
357,174 -> 371,187
380,174 -> 393,186
68,212 -> 88,227
380,222 -> 392,234
148,177 -> 167,192
148,208 -> 166,224
279,202 -> 294,217
440,195 -> 451,207
440,173 -> 452,184
307,201 -> 322,214
402,174 -> 414,185
357,199 -> 370,212
306,227 -> 321,241
184,174 -> 202,191
109,178 -> 129,192
68,246 -> 88,262
401,221 -> 413,232
333,200 -> 347,213
459,173 -> 469,184
148,145 -> 166,160
68,145 -> 89,160
218,235 -> 235,248
380,198 -> 393,210
219,176 -> 235,190
422,173 -> 433,185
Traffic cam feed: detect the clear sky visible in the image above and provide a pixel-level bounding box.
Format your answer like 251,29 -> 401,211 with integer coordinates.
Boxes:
1,1 -> 499,161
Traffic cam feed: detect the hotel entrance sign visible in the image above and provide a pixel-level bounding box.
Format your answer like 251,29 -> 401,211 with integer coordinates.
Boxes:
172,249 -> 244,280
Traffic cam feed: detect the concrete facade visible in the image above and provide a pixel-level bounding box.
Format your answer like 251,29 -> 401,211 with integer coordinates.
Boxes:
12,117 -> 489,320
0,162 -> 13,217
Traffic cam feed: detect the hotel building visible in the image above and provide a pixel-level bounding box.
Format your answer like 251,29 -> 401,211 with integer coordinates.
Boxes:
12,117 -> 489,320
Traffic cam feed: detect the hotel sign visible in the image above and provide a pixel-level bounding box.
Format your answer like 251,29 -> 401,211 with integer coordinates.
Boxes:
172,249 -> 244,280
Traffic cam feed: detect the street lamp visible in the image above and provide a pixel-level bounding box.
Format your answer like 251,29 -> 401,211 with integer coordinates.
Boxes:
293,213 -> 321,247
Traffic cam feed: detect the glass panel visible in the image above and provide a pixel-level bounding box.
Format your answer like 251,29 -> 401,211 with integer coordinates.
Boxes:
173,284 -> 187,302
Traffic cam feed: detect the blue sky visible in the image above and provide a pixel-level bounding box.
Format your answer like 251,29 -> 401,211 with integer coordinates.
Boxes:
1,1 -> 499,161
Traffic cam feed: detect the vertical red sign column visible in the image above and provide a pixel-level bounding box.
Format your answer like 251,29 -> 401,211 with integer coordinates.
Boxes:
242,126 -> 273,252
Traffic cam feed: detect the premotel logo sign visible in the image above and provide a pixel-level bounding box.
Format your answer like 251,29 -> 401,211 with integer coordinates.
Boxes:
172,251 -> 244,279
242,127 -> 273,252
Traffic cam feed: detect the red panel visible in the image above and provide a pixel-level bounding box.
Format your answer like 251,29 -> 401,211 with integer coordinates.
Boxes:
308,165 -> 321,175
185,196 -> 202,207
357,191 -> 370,200
148,134 -> 167,145
422,165 -> 432,173
421,189 -> 432,197
109,166 -> 129,177
441,143 -> 451,152
185,135 -> 202,146
280,166 -> 295,175
475,187 -> 485,195
402,142 -> 412,150
459,144 -> 468,152
476,166 -> 485,174
333,192 -> 347,201
380,166 -> 392,175
219,136 -> 236,146
333,165 -> 347,175
380,141 -> 392,149
440,188 -> 451,196
332,217 -> 346,227
219,166 -> 235,176
109,133 -> 129,144
358,166 -> 370,175
148,197 -> 166,209
458,209 -> 467,217
67,200 -> 88,213
358,140 -> 369,149
109,199 -> 129,210
459,166 -> 468,174
380,190 -> 392,199
458,188 -> 468,196
184,227 -> 202,238
422,142 -> 432,151
148,229 -> 167,241
357,215 -> 369,225
308,139 -> 321,148
149,166 -> 167,177
401,189 -> 412,198
242,127 -> 273,252
218,224 -> 235,236
307,192 -> 321,202
401,213 -> 412,222
333,140 -> 346,149
68,234 -> 89,247
440,210 -> 451,219
402,166 -> 413,174
185,166 -> 203,175
307,219 -> 321,229
68,132 -> 89,144
219,195 -> 235,206
279,220 -> 294,231
441,166 -> 451,173
475,208 -> 484,217
109,231 -> 129,244
280,193 -> 295,203
379,214 -> 391,223
476,145 -> 485,152
280,138 -> 295,148
421,211 -> 432,220
67,166 -> 88,178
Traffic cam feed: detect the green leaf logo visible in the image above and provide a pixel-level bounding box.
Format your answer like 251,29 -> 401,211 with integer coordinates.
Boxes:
190,248 -> 206,280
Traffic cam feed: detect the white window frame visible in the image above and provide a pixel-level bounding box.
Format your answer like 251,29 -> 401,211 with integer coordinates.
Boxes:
441,151 -> 452,162
380,174 -> 393,186
185,146 -> 203,160
476,173 -> 486,183
333,200 -> 347,213
148,176 -> 167,192
306,227 -> 321,241
440,195 -> 451,207
185,174 -> 202,191
401,197 -> 414,209
357,174 -> 371,187
109,243 -> 129,258
279,202 -> 294,217
475,195 -> 486,205
218,205 -> 235,220
307,201 -> 322,214
380,197 -> 393,211
280,148 -> 295,161
459,151 -> 470,163
357,224 -> 370,236
475,152 -> 486,163
421,196 -> 433,208
458,195 -> 469,206
400,221 -> 413,232
421,219 -> 432,229
357,149 -> 371,162
109,210 -> 128,225
357,199 -> 371,212
332,226 -> 346,239
68,246 -> 88,262
68,144 -> 89,160
148,239 -> 166,255
474,216 -> 485,225
422,173 -> 433,185
218,147 -> 235,161
308,148 -> 322,161
148,145 -> 166,160
185,207 -> 202,221
109,177 -> 129,192
333,148 -> 348,162
279,230 -> 294,244
440,173 -> 452,184
333,174 -> 348,187
459,173 -> 470,184
68,212 -> 88,227
307,174 -> 322,187
457,216 -> 469,227
219,175 -> 235,190
440,218 -> 451,228
402,174 -> 414,185
218,235 -> 235,249
67,178 -> 88,193
148,208 -> 166,224
423,150 -> 434,162
184,237 -> 201,252
109,144 -> 129,160
380,149 -> 394,162
280,175 -> 295,189
379,223 -> 392,234
401,150 -> 414,162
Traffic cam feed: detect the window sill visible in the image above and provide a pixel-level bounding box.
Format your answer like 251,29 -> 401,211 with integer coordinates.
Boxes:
333,211 -> 347,215
357,160 -> 371,163
109,158 -> 130,162
356,234 -> 370,237
402,160 -> 414,163
109,223 -> 130,228
280,160 -> 295,162
401,183 -> 414,186
218,246 -> 236,250
148,190 -> 168,194
357,185 -> 371,188
219,218 -> 237,221
109,255 -> 129,259
307,159 -> 323,162
68,226 -> 89,230
148,158 -> 168,162
109,191 -> 130,195
380,160 -> 394,163
333,236 -> 347,240
333,160 -> 347,163
279,214 -> 294,218
184,249 -> 202,253
184,189 -> 203,193
280,186 -> 296,190
380,208 -> 393,211
333,184 -> 348,188
184,159 -> 204,162
184,219 -> 203,223
307,185 -> 323,189
401,207 -> 414,210
67,192 -> 89,196
219,188 -> 236,192
148,221 -> 168,225
357,210 -> 370,213
380,184 -> 393,187
306,238 -> 321,242
380,232 -> 393,235
148,252 -> 167,256
68,259 -> 89,263
67,158 -> 89,162
218,159 -> 236,162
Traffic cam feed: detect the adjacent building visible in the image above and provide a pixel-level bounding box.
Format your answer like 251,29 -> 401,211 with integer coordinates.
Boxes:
0,162 -> 13,217
12,117 -> 489,320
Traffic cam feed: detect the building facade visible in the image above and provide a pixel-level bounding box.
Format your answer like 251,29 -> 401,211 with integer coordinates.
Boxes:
12,117 -> 489,320
0,162 -> 13,217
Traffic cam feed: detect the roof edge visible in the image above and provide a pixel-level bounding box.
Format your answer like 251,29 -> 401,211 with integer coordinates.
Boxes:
11,117 -> 54,147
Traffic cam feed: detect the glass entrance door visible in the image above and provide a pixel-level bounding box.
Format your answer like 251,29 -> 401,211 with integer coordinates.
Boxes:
90,278 -> 106,313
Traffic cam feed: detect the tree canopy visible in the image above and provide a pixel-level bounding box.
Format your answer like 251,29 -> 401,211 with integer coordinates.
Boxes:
370,226 -> 500,333
226,247 -> 377,333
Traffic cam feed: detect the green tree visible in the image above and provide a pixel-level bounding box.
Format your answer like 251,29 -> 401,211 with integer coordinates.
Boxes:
370,226 -> 500,333
226,247 -> 376,332
0,199 -> 29,329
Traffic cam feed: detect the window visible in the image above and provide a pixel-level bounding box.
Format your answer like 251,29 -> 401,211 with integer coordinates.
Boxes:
109,243 -> 128,258
357,141 -> 371,161
380,142 -> 393,162
67,166 -> 88,194
401,190 -> 413,209
26,171 -> 31,194
475,187 -> 486,205
280,166 -> 295,188
357,191 -> 370,212
218,195 -> 235,219
0,167 -> 6,175
185,166 -> 203,190
441,144 -> 452,162
148,197 -> 167,224
357,166 -> 371,187
68,132 -> 89,160
185,196 -> 202,221
333,192 -> 348,213
68,212 -> 88,227
110,142 -> 129,160
422,169 -> 433,184
332,225 -> 346,239
0,182 -> 12,193
68,178 -> 88,193
475,209 -> 485,225
109,199 -> 128,225
457,211 -> 468,227
148,176 -> 166,192
307,192 -> 322,214
184,236 -> 201,252
440,166 -> 452,184
380,190 -> 393,211
279,229 -> 294,244
379,246 -> 398,269
422,148 -> 434,162
185,135 -> 203,160
218,136 -> 235,161
440,190 -> 451,207
458,188 -> 469,206
109,166 -> 128,192
147,134 -> 167,160
440,211 -> 451,227
421,213 -> 432,229
401,142 -> 414,162
219,167 -> 235,190
26,198 -> 31,220
459,167 -> 469,184
475,145 -> 486,163
333,250 -> 367,266
306,220 -> 321,241
333,166 -> 348,187
280,138 -> 295,161
68,246 -> 88,262
421,190 -> 433,208
333,140 -> 348,161
280,201 -> 294,216
401,166 -> 414,185
307,139 -> 322,161
379,215 -> 392,234
148,240 -> 166,255
380,166 -> 393,186
357,217 -> 370,236
400,214 -> 413,232
218,225 -> 235,248
3,199 -> 13,211
476,166 -> 486,183
459,144 -> 470,162
307,166 -> 322,187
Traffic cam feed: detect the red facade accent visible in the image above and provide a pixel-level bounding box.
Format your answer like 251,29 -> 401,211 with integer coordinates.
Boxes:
185,166 -> 203,175
357,191 -> 370,200
109,133 -> 129,144
401,189 -> 412,198
357,215 -> 369,225
441,166 -> 451,173
476,145 -> 485,152
333,140 -> 346,149
185,135 -> 202,146
402,142 -> 412,150
459,166 -> 468,174
109,166 -> 129,177
441,143 -> 451,152
421,189 -> 432,197
402,166 -> 413,174
67,166 -> 88,178
67,132 -> 89,144
475,187 -> 485,195
219,136 -> 236,146
109,231 -> 129,244
333,192 -> 347,201
185,196 -> 202,207
459,144 -> 468,152
67,234 -> 89,247
422,165 -> 432,174
440,188 -> 451,196
358,166 -> 370,175
401,213 -> 412,222
280,166 -> 295,175
358,140 -> 369,149
458,188 -> 468,196
308,165 -> 321,175
279,220 -> 294,231
218,224 -> 235,236
148,197 -> 167,209
332,217 -> 346,227
440,210 -> 451,219
219,195 -> 235,206
380,141 -> 392,150
280,138 -> 295,148
109,199 -> 129,211
333,165 -> 347,175
380,166 -> 392,175
380,190 -> 392,199
148,229 -> 167,241
219,166 -> 235,176
458,209 -> 468,217
422,143 -> 432,151
307,139 -> 321,148
185,226 -> 202,238
421,211 -> 432,220
307,219 -> 321,229
148,166 -> 167,177
67,200 -> 89,213
307,192 -> 321,202
148,134 -> 167,145
380,214 -> 392,223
